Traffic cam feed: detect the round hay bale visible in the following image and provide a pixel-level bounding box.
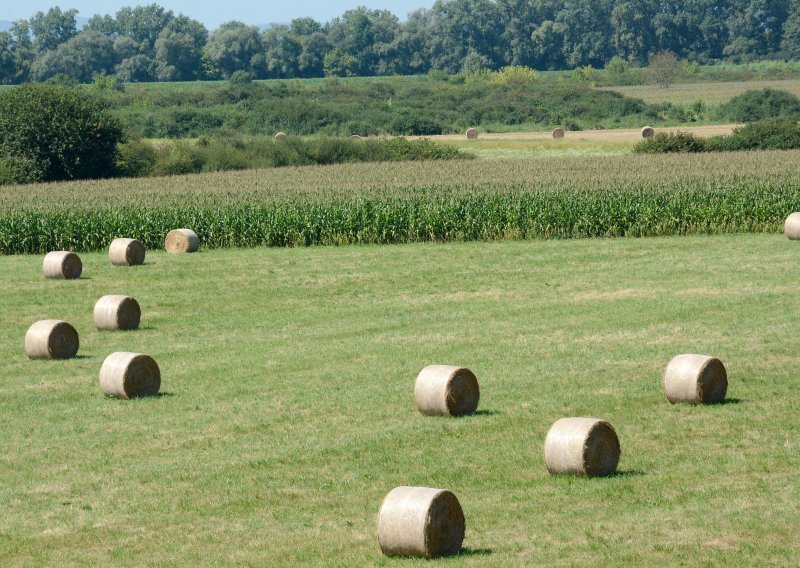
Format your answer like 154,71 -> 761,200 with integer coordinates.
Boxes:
664,354 -> 727,404
93,295 -> 141,331
377,486 -> 465,558
99,352 -> 161,399
43,251 -> 82,279
275,132 -> 287,140
466,128 -> 478,140
641,126 -> 655,138
108,238 -> 145,266
544,417 -> 620,477
414,365 -> 479,417
24,320 -> 79,360
784,212 -> 800,240
350,134 -> 362,139
552,128 -> 565,139
164,228 -> 199,254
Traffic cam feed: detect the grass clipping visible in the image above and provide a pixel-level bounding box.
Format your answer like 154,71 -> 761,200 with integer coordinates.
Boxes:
544,417 -> 620,477
414,365 -> 479,417
24,320 -> 79,360
99,352 -> 161,399
43,251 -> 82,279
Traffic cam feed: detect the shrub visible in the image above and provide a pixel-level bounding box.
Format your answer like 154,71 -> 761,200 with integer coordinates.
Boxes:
718,89 -> 800,122
116,138 -> 158,177
707,118 -> 800,151
633,132 -> 708,153
0,84 -> 123,182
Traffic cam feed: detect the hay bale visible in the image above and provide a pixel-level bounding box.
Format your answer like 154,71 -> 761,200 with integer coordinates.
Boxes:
377,486 -> 465,558
544,417 -> 620,477
350,134 -> 362,139
94,295 -> 141,331
108,238 -> 145,266
466,128 -> 478,140
552,128 -> 565,139
43,251 -> 82,279
641,126 -> 655,138
414,365 -> 479,417
164,228 -> 199,254
99,352 -> 161,399
784,212 -> 800,240
275,132 -> 287,140
24,320 -> 79,360
664,354 -> 727,404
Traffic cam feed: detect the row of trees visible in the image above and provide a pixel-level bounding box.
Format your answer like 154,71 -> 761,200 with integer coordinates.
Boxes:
3,1 -> 800,84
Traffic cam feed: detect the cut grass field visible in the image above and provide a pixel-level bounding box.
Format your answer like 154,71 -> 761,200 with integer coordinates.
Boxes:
605,79 -> 800,105
1,234 -> 799,566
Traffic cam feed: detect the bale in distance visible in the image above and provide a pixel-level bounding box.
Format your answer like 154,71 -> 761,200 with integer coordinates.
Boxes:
43,251 -> 82,279
377,486 -> 465,558
24,320 -> 79,360
784,212 -> 800,240
466,128 -> 478,140
99,352 -> 161,399
108,238 -> 145,266
94,295 -> 141,331
350,134 -> 362,139
414,365 -> 479,417
664,354 -> 727,404
552,128 -> 565,139
165,228 -> 199,254
544,417 -> 620,477
641,126 -> 655,138
275,132 -> 287,140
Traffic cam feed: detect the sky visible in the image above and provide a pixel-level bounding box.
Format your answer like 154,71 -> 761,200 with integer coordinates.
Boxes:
1,1 -> 436,29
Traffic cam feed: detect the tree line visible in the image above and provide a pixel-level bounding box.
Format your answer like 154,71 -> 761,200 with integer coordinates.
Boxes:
2,1 -> 800,84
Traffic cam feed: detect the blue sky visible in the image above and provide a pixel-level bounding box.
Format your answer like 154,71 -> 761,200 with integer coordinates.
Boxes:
2,1 -> 436,29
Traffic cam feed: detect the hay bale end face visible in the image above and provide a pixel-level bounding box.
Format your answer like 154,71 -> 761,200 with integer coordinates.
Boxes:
275,132 -> 287,140
109,238 -> 145,266
544,417 -> 620,477
377,486 -> 465,558
641,126 -> 655,138
94,295 -> 141,331
664,354 -> 727,404
414,365 -> 479,417
784,212 -> 800,240
165,229 -> 199,254
466,128 -> 478,140
552,128 -> 565,139
24,320 -> 79,360
43,251 -> 82,279
99,352 -> 161,399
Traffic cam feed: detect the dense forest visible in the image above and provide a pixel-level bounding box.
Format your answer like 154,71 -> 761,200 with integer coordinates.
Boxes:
1,1 -> 800,84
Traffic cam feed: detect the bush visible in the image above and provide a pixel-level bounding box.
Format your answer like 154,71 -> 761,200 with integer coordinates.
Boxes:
0,84 -> 123,182
116,138 -> 158,177
707,118 -> 800,151
718,89 -> 800,122
633,132 -> 708,153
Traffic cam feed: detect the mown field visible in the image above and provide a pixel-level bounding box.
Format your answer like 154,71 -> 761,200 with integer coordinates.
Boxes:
1,234 -> 799,566
2,151 -> 799,254
606,79 -> 800,105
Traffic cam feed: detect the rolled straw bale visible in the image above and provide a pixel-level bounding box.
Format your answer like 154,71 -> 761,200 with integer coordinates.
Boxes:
93,295 -> 141,331
664,354 -> 727,404
466,128 -> 478,140
414,365 -> 479,417
164,229 -> 199,254
351,134 -> 362,139
275,132 -> 287,140
552,128 -> 565,139
99,352 -> 161,399
24,320 -> 79,360
108,238 -> 145,266
43,251 -> 82,279
377,486 -> 465,558
641,126 -> 655,138
784,212 -> 800,240
544,417 -> 620,477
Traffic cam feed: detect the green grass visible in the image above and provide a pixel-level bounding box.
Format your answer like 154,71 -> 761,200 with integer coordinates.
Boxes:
1,234 -> 799,565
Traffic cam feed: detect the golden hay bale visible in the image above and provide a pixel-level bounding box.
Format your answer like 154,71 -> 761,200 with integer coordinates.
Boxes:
466,128 -> 478,140
93,295 -> 141,331
414,365 -> 479,417
275,132 -> 287,140
350,134 -> 362,139
24,320 -> 79,360
544,417 -> 620,477
43,251 -> 82,279
641,126 -> 655,138
784,212 -> 800,240
377,486 -> 465,558
664,354 -> 727,404
99,352 -> 161,399
164,228 -> 199,254
552,128 -> 565,139
108,238 -> 145,266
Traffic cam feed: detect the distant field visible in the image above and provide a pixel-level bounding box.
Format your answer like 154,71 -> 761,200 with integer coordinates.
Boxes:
605,79 -> 800,105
